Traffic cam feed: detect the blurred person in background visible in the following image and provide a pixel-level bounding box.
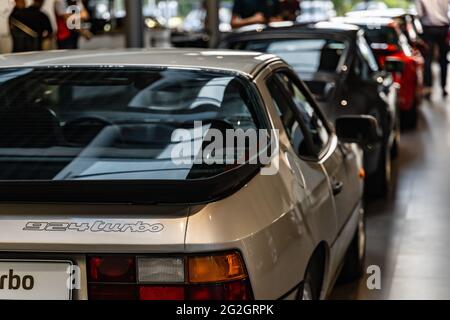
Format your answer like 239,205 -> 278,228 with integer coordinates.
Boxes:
278,0 -> 300,21
54,0 -> 90,49
23,0 -> 53,50
416,0 -> 450,98
9,0 -> 26,19
231,0 -> 281,29
9,0 -> 52,52
9,0 -> 27,52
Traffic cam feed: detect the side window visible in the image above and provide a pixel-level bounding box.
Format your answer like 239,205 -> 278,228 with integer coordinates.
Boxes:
267,77 -> 310,157
275,72 -> 330,155
267,71 -> 330,158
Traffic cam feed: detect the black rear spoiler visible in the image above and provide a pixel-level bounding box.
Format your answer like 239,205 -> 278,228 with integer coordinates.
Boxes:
0,163 -> 261,205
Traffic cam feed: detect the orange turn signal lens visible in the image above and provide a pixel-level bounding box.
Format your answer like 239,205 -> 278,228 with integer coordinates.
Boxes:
188,252 -> 247,283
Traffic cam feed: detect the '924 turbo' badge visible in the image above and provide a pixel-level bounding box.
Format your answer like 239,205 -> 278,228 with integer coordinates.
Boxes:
22,221 -> 164,233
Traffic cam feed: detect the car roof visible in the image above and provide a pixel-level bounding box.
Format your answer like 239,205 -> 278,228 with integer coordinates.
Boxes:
346,8 -> 408,19
314,21 -> 360,32
333,16 -> 396,27
0,49 -> 279,78
225,22 -> 360,42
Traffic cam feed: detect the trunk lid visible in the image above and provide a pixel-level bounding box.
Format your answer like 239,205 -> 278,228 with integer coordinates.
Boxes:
0,203 -> 190,253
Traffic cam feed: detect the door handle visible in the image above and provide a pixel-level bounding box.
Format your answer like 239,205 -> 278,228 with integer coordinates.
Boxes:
332,181 -> 344,196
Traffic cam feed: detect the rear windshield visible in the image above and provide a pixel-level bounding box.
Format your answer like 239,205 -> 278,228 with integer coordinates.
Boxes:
0,68 -> 263,181
362,25 -> 399,45
229,38 -> 347,75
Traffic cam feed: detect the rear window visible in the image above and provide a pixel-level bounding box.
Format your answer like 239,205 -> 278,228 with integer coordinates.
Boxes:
0,67 -> 264,182
229,38 -> 347,75
362,25 -> 399,45
362,24 -> 412,56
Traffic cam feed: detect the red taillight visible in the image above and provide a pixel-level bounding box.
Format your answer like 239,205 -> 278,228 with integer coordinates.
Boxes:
385,44 -> 399,52
222,280 -> 253,300
87,252 -> 253,300
138,281 -> 252,300
186,280 -> 252,300
88,284 -> 138,300
187,286 -> 220,300
88,256 -> 135,283
139,286 -> 185,300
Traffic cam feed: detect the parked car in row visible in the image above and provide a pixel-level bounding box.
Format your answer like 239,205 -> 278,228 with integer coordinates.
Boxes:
221,22 -> 400,197
0,50 -> 377,300
347,9 -> 426,53
336,16 -> 424,129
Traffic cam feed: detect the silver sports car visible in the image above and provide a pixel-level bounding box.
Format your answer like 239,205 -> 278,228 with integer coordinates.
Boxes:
0,49 -> 377,300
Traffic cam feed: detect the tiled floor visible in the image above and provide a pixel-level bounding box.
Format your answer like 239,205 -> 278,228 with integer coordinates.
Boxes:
331,86 -> 450,299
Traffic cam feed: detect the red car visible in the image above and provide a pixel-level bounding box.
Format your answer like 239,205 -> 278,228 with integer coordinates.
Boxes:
338,16 -> 424,129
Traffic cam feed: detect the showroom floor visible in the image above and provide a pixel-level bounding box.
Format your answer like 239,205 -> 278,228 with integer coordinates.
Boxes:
331,85 -> 450,299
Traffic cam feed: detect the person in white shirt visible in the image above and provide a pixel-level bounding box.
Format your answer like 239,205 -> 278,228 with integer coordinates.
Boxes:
416,0 -> 450,98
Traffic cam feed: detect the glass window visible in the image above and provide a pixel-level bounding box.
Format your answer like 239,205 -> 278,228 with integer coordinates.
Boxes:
362,24 -> 412,57
267,78 -> 309,157
230,38 -> 347,76
363,25 -> 399,45
0,67 -> 260,181
267,72 -> 330,158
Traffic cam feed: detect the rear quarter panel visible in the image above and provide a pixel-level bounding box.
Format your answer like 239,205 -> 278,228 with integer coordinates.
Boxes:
185,163 -> 317,299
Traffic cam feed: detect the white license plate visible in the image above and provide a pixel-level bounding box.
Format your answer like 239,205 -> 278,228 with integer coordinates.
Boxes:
0,260 -> 73,300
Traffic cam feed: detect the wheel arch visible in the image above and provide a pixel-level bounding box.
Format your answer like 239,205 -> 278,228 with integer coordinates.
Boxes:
301,240 -> 331,300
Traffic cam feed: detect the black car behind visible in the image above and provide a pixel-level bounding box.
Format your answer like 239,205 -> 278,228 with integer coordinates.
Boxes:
221,22 -> 400,197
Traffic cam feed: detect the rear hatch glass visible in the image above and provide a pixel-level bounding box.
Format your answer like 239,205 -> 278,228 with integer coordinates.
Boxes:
362,25 -> 399,45
0,67 -> 269,203
229,38 -> 348,76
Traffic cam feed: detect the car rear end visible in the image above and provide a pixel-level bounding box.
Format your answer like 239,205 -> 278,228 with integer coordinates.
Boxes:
0,204 -> 189,300
221,28 -> 351,118
0,64 -> 279,300
362,22 -> 422,114
0,204 -> 260,300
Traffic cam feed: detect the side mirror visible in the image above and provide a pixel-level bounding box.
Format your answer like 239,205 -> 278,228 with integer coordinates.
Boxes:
384,58 -> 404,73
335,115 -> 380,146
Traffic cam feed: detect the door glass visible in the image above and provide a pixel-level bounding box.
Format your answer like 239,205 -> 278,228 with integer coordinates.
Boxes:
267,77 -> 309,157
274,73 -> 330,156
